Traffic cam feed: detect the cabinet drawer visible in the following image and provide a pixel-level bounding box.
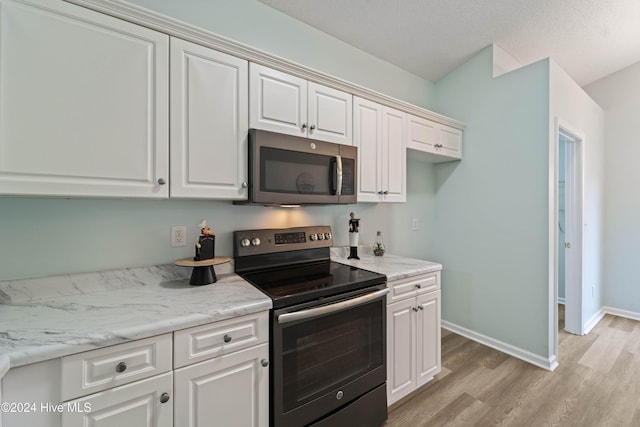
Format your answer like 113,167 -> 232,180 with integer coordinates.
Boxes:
61,333 -> 172,401
387,273 -> 440,303
174,311 -> 269,368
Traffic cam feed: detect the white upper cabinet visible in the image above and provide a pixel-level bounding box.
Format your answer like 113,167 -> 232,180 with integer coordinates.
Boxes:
407,114 -> 462,162
0,0 -> 169,198
354,97 -> 406,203
250,64 -> 352,145
170,37 -> 249,199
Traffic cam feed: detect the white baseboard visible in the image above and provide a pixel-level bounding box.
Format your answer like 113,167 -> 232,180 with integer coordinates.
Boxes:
603,306 -> 640,322
441,321 -> 558,371
557,297 -> 565,305
584,308 -> 605,335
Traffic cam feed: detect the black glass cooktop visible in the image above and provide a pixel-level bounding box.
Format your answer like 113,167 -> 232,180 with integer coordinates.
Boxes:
240,260 -> 386,309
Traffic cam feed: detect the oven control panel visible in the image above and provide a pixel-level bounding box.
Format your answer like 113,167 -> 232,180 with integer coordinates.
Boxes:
234,226 -> 333,257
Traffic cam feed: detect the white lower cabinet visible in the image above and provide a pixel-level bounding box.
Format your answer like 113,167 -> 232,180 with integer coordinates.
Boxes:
1,312 -> 269,427
174,343 -> 269,427
386,273 -> 441,406
61,372 -> 173,427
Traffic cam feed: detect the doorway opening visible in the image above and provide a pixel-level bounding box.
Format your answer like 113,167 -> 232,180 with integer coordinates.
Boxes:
558,125 -> 584,336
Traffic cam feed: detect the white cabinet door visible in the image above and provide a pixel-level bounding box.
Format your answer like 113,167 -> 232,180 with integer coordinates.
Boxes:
382,107 -> 406,203
438,125 -> 463,159
170,38 -> 248,199
249,63 -> 307,138
174,343 -> 269,427
0,0 -> 169,198
416,290 -> 441,387
406,114 -> 462,162
62,372 -> 173,427
308,82 -> 352,145
386,298 -> 416,405
407,114 -> 438,152
353,97 -> 383,202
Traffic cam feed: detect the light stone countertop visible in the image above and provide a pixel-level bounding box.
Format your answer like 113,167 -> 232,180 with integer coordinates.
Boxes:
0,250 -> 439,376
0,263 -> 271,370
331,247 -> 442,280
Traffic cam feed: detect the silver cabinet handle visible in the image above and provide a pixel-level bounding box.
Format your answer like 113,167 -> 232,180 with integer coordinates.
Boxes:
157,178 -> 166,185
277,288 -> 389,324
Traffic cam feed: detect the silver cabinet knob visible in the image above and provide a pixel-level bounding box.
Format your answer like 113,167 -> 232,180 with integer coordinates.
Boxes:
377,191 -> 384,195
310,124 -> 316,131
115,362 -> 127,373
157,178 -> 166,185
383,191 -> 389,195
223,334 -> 232,343
418,306 -> 424,311
261,359 -> 269,367
301,123 -> 307,131
415,284 -> 422,289
160,393 -> 170,404
412,307 -> 419,312
241,182 -> 248,188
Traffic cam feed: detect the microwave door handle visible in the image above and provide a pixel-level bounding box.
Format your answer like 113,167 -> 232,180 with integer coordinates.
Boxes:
334,155 -> 343,196
277,288 -> 389,324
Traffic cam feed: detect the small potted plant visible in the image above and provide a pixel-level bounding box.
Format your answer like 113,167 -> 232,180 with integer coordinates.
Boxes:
373,231 -> 385,256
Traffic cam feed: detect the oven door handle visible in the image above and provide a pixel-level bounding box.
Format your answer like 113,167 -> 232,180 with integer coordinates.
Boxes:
276,288 -> 389,324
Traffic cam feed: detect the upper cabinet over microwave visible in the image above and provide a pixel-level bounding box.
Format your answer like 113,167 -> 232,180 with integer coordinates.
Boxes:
249,64 -> 353,146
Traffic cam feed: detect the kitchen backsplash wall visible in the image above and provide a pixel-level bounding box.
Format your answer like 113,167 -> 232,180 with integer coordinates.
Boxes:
0,156 -> 437,281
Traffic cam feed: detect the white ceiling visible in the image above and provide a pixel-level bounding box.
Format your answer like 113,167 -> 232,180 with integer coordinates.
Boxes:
258,0 -> 640,87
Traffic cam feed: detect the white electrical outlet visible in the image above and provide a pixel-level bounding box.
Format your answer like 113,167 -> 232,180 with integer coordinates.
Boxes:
412,218 -> 419,231
171,225 -> 187,247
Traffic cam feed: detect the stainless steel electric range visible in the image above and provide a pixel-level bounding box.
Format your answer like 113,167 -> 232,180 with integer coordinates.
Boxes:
234,226 -> 388,427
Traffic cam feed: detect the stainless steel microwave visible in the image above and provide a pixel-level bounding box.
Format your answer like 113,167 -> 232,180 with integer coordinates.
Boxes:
240,129 -> 357,206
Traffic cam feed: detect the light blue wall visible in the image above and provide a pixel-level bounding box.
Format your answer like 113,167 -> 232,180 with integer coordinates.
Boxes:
0,2 -> 440,281
128,0 -> 435,109
433,47 -> 551,357
0,155 -> 436,280
585,60 -> 640,315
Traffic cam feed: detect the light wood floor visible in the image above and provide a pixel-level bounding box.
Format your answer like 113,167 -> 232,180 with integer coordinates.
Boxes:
385,306 -> 640,426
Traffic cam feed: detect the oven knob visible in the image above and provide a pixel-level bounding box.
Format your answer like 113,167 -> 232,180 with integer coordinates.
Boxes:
309,234 -> 317,241
240,238 -> 250,247
317,233 -> 325,240
324,232 -> 332,240
251,237 -> 261,246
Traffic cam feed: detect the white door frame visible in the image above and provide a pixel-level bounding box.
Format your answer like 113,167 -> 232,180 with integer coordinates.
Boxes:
562,127 -> 584,335
549,118 -> 585,368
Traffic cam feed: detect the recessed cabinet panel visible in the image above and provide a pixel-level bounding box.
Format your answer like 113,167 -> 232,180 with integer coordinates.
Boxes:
308,82 -> 352,145
174,343 -> 269,427
0,0 -> 169,197
382,107 -> 406,203
354,97 -> 383,202
416,290 -> 441,387
250,64 -> 307,137
387,298 -> 415,402
439,125 -> 462,158
170,38 -> 248,199
407,114 -> 438,151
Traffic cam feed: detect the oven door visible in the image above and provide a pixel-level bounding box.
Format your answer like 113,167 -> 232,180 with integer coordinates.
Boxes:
272,285 -> 388,427
249,129 -> 357,205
